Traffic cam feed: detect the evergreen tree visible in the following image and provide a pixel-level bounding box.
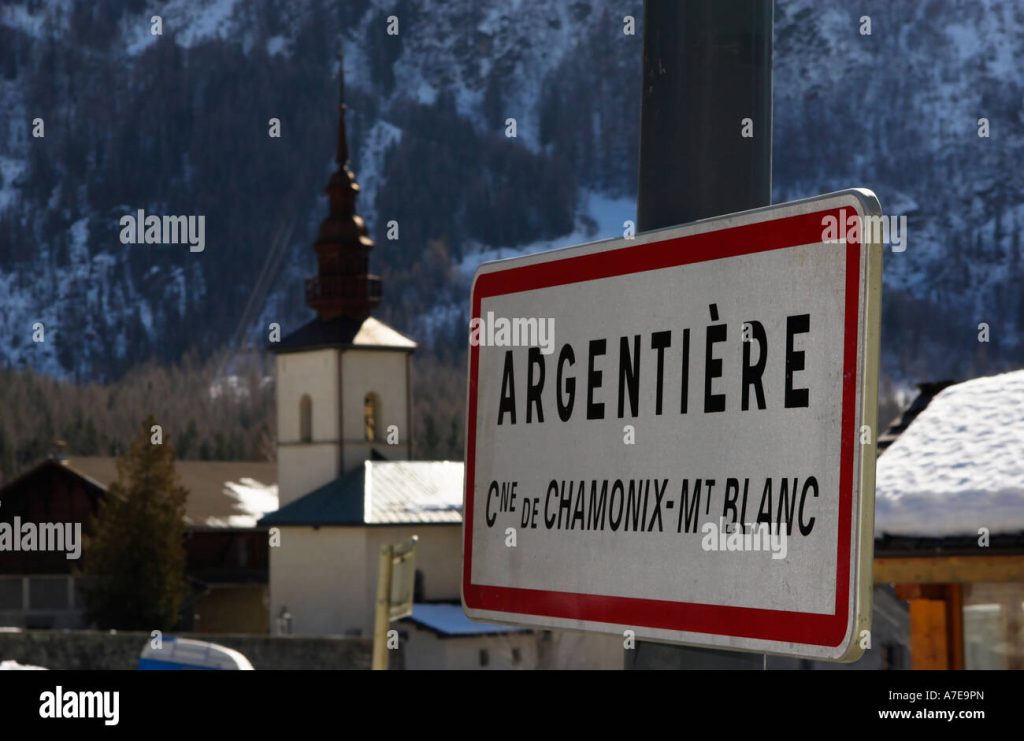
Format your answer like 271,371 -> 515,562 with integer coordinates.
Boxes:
79,416 -> 188,630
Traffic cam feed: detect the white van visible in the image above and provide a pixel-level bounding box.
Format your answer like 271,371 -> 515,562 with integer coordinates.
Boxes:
138,636 -> 253,670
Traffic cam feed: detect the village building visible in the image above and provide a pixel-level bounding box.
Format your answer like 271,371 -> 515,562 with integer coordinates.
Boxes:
874,370 -> 1024,669
257,70 -> 622,670
13,66 -> 997,672
0,454 -> 275,633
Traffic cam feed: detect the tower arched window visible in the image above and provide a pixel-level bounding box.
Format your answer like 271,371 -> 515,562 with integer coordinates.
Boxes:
299,394 -> 313,443
364,393 -> 379,442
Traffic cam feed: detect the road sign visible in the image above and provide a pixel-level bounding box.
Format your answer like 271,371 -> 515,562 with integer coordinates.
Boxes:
372,536 -> 417,670
462,190 -> 883,661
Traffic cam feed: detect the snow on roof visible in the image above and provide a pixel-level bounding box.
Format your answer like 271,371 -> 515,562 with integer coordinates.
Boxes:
260,460 -> 463,527
875,370 -> 1024,537
205,478 -> 280,529
366,461 -> 463,525
65,458 -> 277,529
353,317 -> 417,349
273,316 -> 416,355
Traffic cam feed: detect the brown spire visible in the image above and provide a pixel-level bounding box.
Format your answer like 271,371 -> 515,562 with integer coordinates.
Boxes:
305,51 -> 382,322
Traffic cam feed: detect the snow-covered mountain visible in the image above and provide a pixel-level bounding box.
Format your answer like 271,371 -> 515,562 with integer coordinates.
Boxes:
0,0 -> 1021,385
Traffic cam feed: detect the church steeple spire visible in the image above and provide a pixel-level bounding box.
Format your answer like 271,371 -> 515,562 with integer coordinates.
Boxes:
305,50 -> 381,322
335,56 -> 350,168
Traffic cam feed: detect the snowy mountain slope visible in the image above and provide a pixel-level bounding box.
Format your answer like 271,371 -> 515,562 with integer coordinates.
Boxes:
0,0 -> 1021,385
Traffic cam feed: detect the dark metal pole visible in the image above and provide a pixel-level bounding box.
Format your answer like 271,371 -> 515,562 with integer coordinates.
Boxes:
637,0 -> 772,230
630,0 -> 773,671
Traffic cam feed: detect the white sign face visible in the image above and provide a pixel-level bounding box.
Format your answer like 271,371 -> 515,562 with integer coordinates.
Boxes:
462,190 -> 883,661
389,539 -> 417,621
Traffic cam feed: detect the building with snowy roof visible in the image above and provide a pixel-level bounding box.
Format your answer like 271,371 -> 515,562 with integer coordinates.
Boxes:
0,455 -> 276,633
874,370 -> 1024,669
255,73 -> 623,669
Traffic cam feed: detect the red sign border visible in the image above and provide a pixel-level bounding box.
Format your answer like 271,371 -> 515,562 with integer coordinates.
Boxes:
463,205 -> 862,648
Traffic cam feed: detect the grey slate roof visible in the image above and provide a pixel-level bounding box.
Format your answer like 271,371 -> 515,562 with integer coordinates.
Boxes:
260,460 -> 463,527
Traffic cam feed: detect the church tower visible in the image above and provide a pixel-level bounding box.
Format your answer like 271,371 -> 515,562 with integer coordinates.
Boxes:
305,59 -> 380,323
272,61 -> 415,509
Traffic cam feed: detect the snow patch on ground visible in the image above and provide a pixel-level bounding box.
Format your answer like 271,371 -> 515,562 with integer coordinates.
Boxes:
0,1 -> 68,39
0,659 -> 46,670
0,156 -> 27,212
875,370 -> 1024,537
357,120 -> 404,222
266,35 -> 288,57
416,190 -> 633,344
458,190 -> 635,274
125,0 -> 243,55
68,217 -> 90,264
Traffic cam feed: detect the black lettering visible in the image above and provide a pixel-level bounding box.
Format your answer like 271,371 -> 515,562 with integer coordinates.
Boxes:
756,479 -> 773,526
648,479 -> 667,532
625,480 -> 644,531
704,323 -> 726,413
651,331 -> 671,415
486,481 -> 499,527
798,477 -> 818,536
722,478 -> 741,524
526,347 -> 545,423
544,481 -> 557,529
608,480 -> 625,531
497,351 -> 516,424
777,478 -> 798,536
587,480 -> 609,531
742,321 -> 767,410
556,344 -> 576,422
617,335 -> 641,418
678,479 -> 701,533
587,339 -> 606,420
558,480 -> 573,529
785,314 -> 810,408
680,328 -> 690,414
571,482 -> 586,530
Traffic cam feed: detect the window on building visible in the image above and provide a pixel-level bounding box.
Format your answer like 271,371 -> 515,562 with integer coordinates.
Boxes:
299,394 -> 313,443
881,644 -> 903,670
479,649 -> 489,667
73,577 -> 92,610
0,577 -> 23,610
364,393 -> 379,442
963,582 -> 1024,669
414,569 -> 425,603
28,576 -> 69,610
